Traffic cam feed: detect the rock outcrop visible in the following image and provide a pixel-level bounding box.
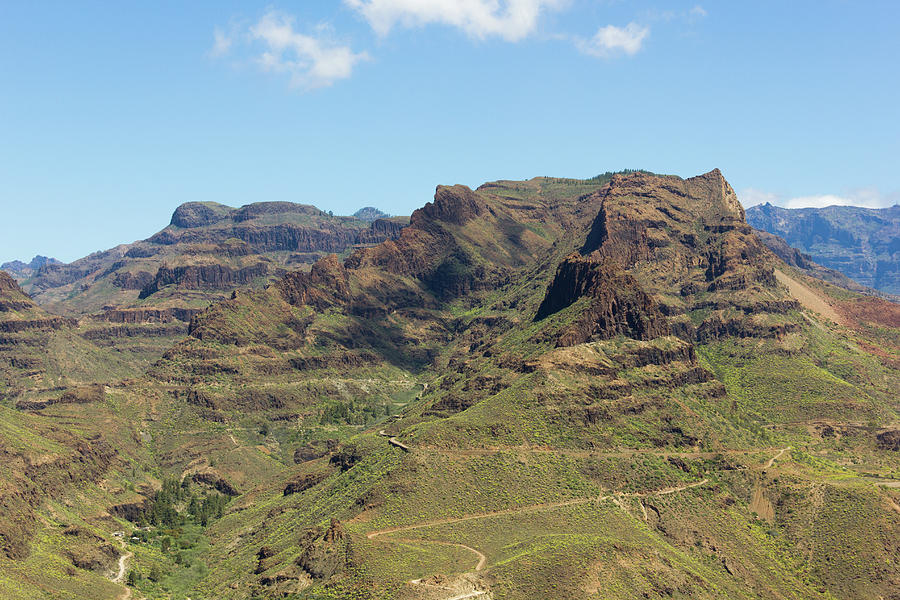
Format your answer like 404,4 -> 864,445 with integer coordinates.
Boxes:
139,262 -> 273,299
276,254 -> 350,310
536,254 -> 669,346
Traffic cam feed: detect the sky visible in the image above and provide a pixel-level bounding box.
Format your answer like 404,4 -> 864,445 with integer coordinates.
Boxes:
1,0 -> 898,263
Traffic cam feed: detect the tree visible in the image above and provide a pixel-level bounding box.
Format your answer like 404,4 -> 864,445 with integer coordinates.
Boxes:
148,564 -> 163,582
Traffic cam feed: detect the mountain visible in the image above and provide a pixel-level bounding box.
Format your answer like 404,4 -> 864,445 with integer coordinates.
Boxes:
3,202 -> 408,370
0,170 -> 897,600
746,203 -> 900,294
0,255 -> 62,280
22,201 -> 408,316
352,206 -> 391,222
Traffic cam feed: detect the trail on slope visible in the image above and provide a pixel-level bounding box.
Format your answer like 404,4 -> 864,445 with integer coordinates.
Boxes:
377,429 -> 410,451
365,479 -> 709,572
396,538 -> 487,572
111,539 -> 133,600
774,269 -> 845,325
764,446 -> 791,469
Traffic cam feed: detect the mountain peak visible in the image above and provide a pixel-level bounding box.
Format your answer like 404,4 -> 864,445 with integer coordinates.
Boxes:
0,256 -> 62,280
170,202 -> 234,228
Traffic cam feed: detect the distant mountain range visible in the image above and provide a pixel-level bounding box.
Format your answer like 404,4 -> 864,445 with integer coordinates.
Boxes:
0,255 -> 61,279
746,203 -> 900,294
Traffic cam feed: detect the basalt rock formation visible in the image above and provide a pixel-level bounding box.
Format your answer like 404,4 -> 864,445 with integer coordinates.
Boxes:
536,253 -> 669,346
138,262 -> 273,299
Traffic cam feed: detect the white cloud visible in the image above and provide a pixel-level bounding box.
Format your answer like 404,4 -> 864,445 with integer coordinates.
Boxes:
210,27 -> 233,58
211,12 -> 369,90
577,22 -> 649,58
689,5 -> 708,19
782,194 -> 854,209
740,187 -> 899,209
344,0 -> 567,41
250,12 -> 370,89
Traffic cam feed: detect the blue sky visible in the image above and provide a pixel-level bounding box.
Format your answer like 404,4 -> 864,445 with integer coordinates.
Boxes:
1,0 -> 898,263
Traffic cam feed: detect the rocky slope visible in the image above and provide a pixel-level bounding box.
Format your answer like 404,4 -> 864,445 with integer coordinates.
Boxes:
747,202 -> 900,294
0,271 -> 138,402
133,170 -> 899,599
5,202 -> 406,372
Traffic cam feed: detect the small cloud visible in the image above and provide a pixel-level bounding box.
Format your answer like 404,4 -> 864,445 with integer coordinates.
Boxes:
690,5 -> 708,18
344,0 -> 567,42
212,11 -> 369,90
577,22 -> 649,58
209,27 -> 233,58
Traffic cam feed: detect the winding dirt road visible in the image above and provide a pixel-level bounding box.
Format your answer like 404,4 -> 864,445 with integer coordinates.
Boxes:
111,540 -> 133,600
365,478 -> 710,573
764,446 -> 791,469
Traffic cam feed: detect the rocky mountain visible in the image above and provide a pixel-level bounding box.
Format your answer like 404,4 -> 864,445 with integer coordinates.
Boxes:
0,255 -> 61,280
0,170 -> 897,600
21,201 -> 408,317
746,203 -> 900,294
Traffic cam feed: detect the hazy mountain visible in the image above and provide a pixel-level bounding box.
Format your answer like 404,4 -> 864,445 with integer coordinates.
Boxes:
0,255 -> 61,280
746,203 -> 900,294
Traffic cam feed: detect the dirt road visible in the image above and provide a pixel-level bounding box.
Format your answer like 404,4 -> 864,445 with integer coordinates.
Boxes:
365,478 -> 709,572
764,446 -> 791,469
111,540 -> 133,600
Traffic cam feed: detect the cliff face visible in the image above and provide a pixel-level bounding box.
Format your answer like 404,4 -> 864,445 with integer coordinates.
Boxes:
746,203 -> 900,294
138,262 -> 274,299
536,253 -> 669,346
582,170 -> 771,290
